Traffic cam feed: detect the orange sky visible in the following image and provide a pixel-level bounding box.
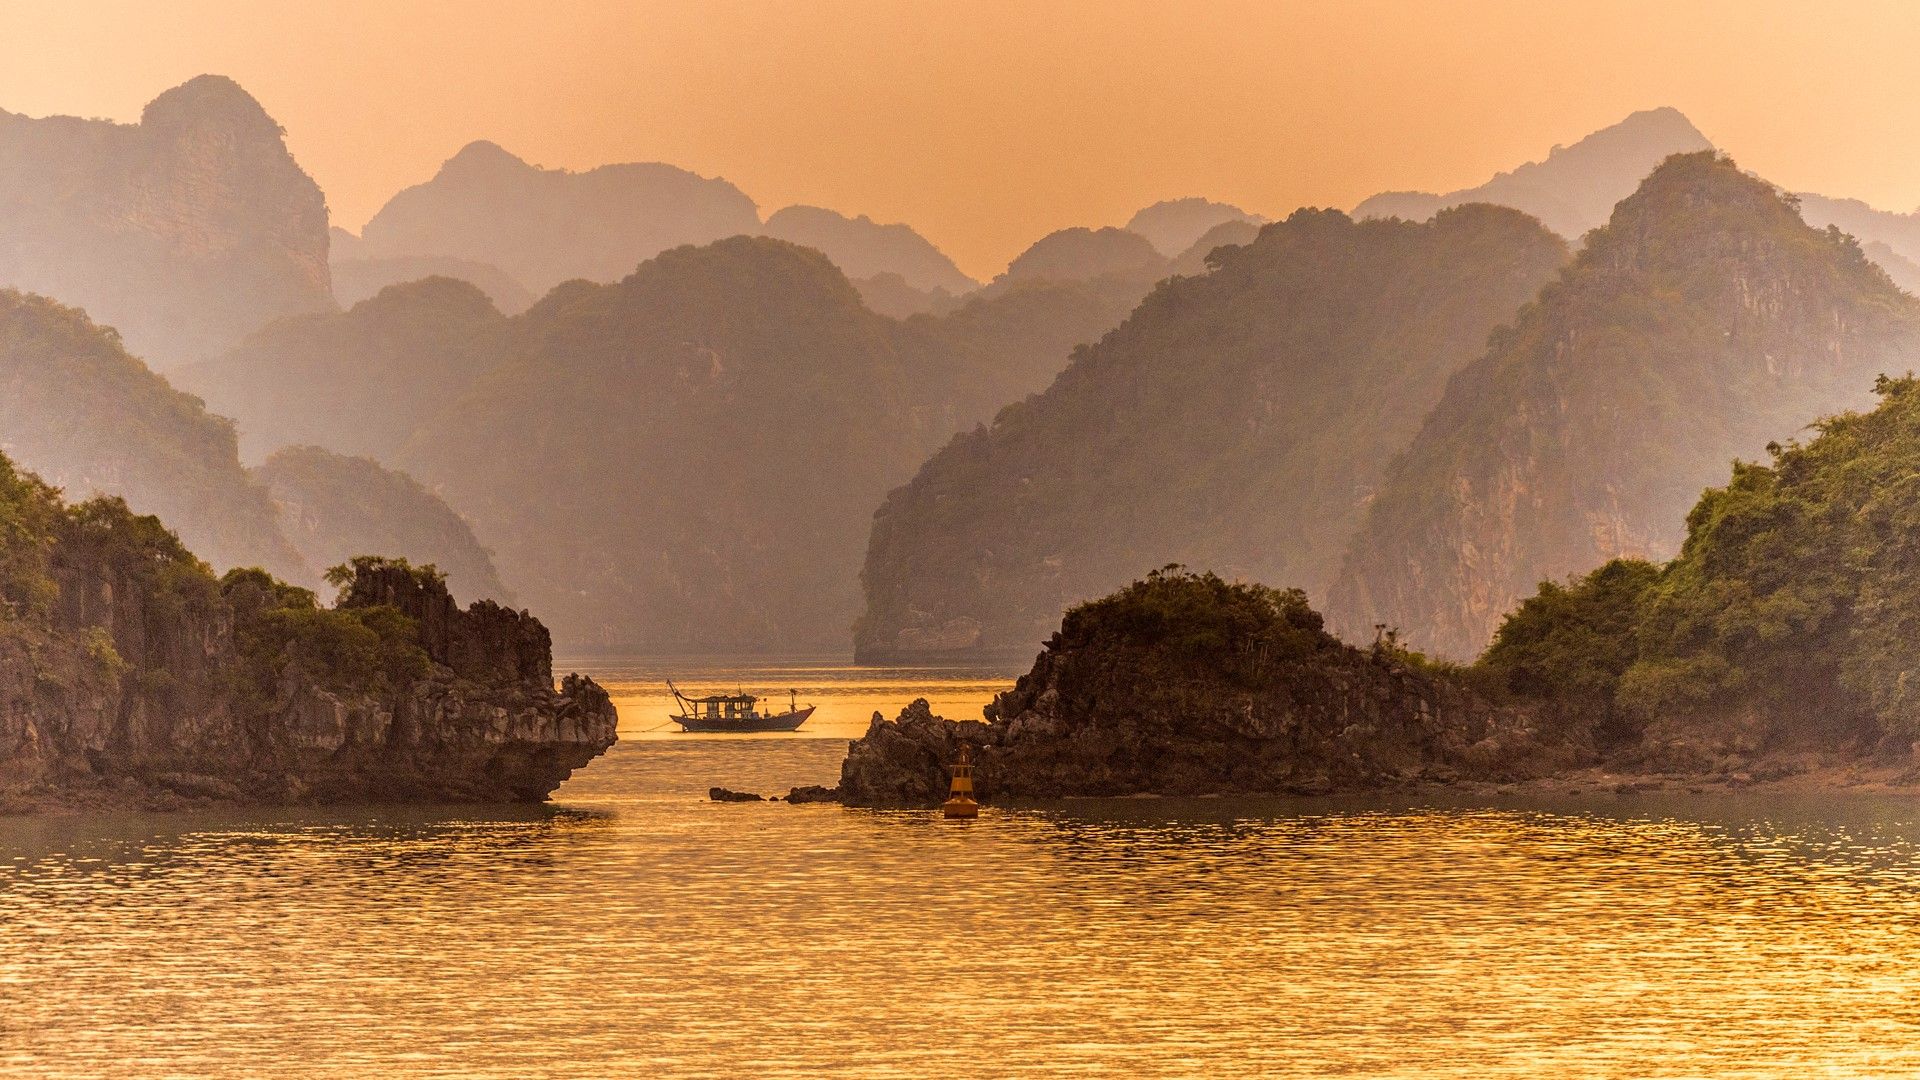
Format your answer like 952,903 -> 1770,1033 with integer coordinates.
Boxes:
4,1 -> 1920,279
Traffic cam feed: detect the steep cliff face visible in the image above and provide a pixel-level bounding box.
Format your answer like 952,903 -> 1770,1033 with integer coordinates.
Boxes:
0,75 -> 332,367
1330,153 -> 1920,660
254,445 -> 514,606
177,276 -> 509,462
855,206 -> 1567,661
359,140 -> 761,294
0,455 -> 613,811
835,571 -> 1581,806
0,289 -> 308,581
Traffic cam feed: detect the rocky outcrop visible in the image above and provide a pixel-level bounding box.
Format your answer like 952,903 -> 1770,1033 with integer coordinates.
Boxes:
835,571 -> 1586,806
0,466 -> 614,812
0,75 -> 332,367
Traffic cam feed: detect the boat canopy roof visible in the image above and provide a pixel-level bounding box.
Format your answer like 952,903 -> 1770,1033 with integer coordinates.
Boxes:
683,692 -> 758,704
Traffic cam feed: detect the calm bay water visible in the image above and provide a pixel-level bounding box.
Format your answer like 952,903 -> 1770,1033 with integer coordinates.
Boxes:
6,661 -> 1920,1076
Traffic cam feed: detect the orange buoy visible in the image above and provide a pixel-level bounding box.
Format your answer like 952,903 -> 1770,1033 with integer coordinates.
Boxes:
942,743 -> 979,819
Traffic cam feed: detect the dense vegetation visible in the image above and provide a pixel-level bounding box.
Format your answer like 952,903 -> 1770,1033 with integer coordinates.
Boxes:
253,445 -> 513,605
1477,375 -> 1920,747
331,253 -> 535,314
1332,152 -> 1920,660
0,75 -> 331,367
0,289 -> 307,581
0,448 -> 426,713
856,204 -> 1567,660
178,276 -> 509,461
1050,565 -> 1334,684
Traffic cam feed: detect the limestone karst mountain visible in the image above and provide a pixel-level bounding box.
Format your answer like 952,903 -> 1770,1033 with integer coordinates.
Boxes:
356,140 -> 761,294
396,235 -> 953,651
1353,107 -> 1714,238
0,75 -> 333,368
0,289 -> 307,581
761,205 -> 979,296
176,277 -> 509,462
254,445 -> 513,606
1125,198 -> 1268,257
1861,240 -> 1920,295
853,204 -> 1568,661
1329,152 -> 1920,661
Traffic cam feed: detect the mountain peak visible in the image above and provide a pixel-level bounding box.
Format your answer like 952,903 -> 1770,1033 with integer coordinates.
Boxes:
139,74 -> 278,136
439,139 -> 532,178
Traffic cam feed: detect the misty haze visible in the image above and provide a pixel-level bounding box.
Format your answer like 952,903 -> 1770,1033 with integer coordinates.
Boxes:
9,4 -> 1920,1077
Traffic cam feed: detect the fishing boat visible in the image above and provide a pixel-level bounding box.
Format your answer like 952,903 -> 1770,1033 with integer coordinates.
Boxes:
666,680 -> 815,733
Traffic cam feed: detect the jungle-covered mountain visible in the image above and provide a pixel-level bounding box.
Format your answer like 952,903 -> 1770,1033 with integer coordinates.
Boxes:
1330,152 -> 1920,661
854,204 -> 1568,661
1125,198 -> 1268,257
396,236 -> 951,651
254,445 -> 512,606
1478,374 -> 1920,758
357,140 -> 761,294
176,277 -> 509,462
761,205 -> 979,296
1353,107 -> 1713,238
983,226 -> 1168,295
0,75 -> 333,368
0,289 -> 306,581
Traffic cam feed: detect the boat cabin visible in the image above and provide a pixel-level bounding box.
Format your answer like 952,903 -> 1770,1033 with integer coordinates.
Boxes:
684,693 -> 762,721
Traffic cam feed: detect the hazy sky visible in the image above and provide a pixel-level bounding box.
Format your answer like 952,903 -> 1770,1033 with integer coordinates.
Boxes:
5,1 -> 1920,278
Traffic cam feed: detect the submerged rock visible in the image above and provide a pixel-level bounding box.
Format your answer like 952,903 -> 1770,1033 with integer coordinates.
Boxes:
709,787 -> 765,802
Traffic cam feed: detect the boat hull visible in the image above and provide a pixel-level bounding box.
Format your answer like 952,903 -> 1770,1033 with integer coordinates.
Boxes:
673,706 -> 815,733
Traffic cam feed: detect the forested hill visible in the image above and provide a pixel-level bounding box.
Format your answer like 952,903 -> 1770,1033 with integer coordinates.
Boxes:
0,289 -> 307,581
1330,152 -> 1920,660
396,236 -> 947,651
854,204 -> 1568,661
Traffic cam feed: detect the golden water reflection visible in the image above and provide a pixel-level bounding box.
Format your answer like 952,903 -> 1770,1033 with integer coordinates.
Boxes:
6,697 -> 1920,1075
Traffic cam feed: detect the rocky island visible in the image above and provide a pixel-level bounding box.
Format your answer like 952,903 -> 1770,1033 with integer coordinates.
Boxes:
0,452 -> 615,812
829,373 -> 1920,804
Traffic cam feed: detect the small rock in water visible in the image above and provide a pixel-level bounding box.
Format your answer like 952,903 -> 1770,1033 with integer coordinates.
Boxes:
786,785 -> 840,804
709,787 -> 765,802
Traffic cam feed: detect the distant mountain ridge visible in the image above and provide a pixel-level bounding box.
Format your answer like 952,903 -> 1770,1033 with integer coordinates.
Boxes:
1354,107 -> 1714,238
358,140 -> 762,294
0,75 -> 333,367
1125,198 -> 1268,256
761,205 -> 979,295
